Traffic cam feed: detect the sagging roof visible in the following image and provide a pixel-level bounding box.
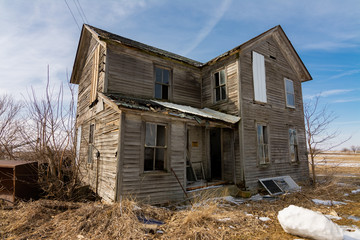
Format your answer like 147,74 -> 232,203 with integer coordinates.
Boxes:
100,93 -> 240,125
85,24 -> 203,67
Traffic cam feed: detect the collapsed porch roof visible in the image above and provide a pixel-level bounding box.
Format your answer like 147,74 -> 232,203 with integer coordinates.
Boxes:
99,93 -> 240,125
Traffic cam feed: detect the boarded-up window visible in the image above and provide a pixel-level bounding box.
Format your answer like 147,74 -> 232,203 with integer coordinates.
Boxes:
75,126 -> 82,165
213,69 -> 226,102
88,124 -> 95,164
285,78 -> 295,108
90,45 -> 100,103
289,128 -> 298,162
155,67 -> 170,100
257,123 -> 269,164
252,51 -> 267,103
144,123 -> 167,171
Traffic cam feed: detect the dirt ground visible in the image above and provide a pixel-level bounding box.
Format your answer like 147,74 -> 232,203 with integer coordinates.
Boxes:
1,153 -> 360,240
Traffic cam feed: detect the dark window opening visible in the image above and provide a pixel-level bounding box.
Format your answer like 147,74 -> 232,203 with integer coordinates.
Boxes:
144,123 -> 167,171
289,129 -> 299,162
257,124 -> 269,164
155,67 -> 170,100
213,70 -> 226,102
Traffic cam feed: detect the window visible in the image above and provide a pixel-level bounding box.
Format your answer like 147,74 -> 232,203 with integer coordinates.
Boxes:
213,70 -> 226,102
252,51 -> 267,103
285,78 -> 295,108
75,126 -> 82,165
144,123 -> 167,171
90,45 -> 100,103
88,124 -> 95,164
257,123 -> 269,164
289,129 -> 298,162
155,67 -> 170,100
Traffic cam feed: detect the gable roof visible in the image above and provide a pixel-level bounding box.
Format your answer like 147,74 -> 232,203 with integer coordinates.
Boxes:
70,24 -> 311,84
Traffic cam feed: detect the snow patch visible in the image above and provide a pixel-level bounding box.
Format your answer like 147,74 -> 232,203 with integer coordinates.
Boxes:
351,189 -> 360,194
325,214 -> 342,220
217,217 -> 231,222
312,199 -> 347,206
342,226 -> 360,240
277,205 -> 343,240
259,217 -> 271,222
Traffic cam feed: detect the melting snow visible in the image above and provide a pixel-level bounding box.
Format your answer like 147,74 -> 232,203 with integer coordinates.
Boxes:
278,205 -> 343,240
312,199 -> 347,206
259,217 -> 271,222
351,189 -> 360,194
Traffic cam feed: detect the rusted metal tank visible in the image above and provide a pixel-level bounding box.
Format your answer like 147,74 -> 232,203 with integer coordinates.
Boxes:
0,160 -> 38,202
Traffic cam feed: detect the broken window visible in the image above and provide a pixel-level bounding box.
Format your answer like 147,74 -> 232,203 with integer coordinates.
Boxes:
257,123 -> 269,164
289,128 -> 299,162
213,70 -> 226,102
88,124 -> 95,164
155,67 -> 170,100
285,78 -> 295,108
144,123 -> 167,171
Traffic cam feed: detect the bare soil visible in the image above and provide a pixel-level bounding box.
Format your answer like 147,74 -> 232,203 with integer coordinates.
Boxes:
1,153 -> 360,239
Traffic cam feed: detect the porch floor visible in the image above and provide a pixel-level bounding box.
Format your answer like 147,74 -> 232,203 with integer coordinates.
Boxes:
186,180 -> 227,191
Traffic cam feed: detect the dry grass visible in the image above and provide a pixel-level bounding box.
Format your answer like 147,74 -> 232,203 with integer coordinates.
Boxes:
1,153 -> 360,239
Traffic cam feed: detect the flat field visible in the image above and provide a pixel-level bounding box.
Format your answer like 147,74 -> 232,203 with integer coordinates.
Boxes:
1,153 -> 360,239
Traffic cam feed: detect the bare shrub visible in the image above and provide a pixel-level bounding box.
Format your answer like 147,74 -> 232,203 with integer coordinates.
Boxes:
304,96 -> 350,186
19,68 -> 82,200
0,95 -> 22,159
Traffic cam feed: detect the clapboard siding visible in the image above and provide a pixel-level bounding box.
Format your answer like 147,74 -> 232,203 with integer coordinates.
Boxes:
201,55 -> 239,116
78,104 -> 120,202
119,112 -> 186,204
239,36 -> 308,189
106,43 -> 202,108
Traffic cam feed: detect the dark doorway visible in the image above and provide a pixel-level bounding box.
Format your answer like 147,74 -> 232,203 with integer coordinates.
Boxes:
210,128 -> 222,179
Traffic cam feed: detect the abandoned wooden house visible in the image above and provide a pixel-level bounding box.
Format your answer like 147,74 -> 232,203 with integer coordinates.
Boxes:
70,24 -> 312,204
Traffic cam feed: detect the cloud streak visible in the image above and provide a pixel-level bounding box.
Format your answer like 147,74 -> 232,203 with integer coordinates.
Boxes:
181,0 -> 232,56
304,89 -> 354,100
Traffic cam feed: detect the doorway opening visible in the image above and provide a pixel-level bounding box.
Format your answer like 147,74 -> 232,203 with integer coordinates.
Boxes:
210,128 -> 222,180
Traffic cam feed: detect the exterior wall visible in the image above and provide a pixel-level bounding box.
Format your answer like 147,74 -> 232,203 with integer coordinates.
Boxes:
78,104 -> 120,202
239,36 -> 309,189
118,112 -> 186,204
201,55 -> 239,116
106,43 -> 202,108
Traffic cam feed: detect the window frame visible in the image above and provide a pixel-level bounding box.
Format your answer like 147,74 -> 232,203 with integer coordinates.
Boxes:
284,78 -> 295,108
143,122 -> 168,172
213,69 -> 227,103
88,124 -> 95,164
154,66 -> 171,100
256,123 -> 270,165
288,128 -> 299,163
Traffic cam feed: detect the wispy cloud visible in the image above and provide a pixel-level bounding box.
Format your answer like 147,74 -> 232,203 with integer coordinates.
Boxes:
181,0 -> 232,55
329,69 -> 360,80
304,89 -> 354,100
333,98 -> 360,103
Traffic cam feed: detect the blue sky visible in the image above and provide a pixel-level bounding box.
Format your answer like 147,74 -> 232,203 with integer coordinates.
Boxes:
0,0 -> 359,149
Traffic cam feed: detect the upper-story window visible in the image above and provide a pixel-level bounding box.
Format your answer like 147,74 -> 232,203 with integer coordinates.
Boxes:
155,67 -> 170,100
285,78 -> 295,108
252,51 -> 267,103
213,69 -> 226,102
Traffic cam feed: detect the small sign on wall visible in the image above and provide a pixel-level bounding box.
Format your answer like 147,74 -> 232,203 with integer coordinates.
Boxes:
192,141 -> 199,147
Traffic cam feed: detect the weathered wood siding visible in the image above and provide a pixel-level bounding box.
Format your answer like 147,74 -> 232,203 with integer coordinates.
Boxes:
78,104 -> 120,202
201,56 -> 239,116
76,39 -> 106,126
188,125 -> 204,179
222,128 -> 234,182
106,43 -> 202,108
119,112 -> 186,204
239,36 -> 308,189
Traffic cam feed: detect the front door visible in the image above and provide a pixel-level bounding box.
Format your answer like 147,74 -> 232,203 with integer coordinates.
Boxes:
210,128 -> 222,179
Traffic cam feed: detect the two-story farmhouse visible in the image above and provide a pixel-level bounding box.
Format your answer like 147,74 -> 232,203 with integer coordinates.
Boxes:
70,24 -> 312,204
